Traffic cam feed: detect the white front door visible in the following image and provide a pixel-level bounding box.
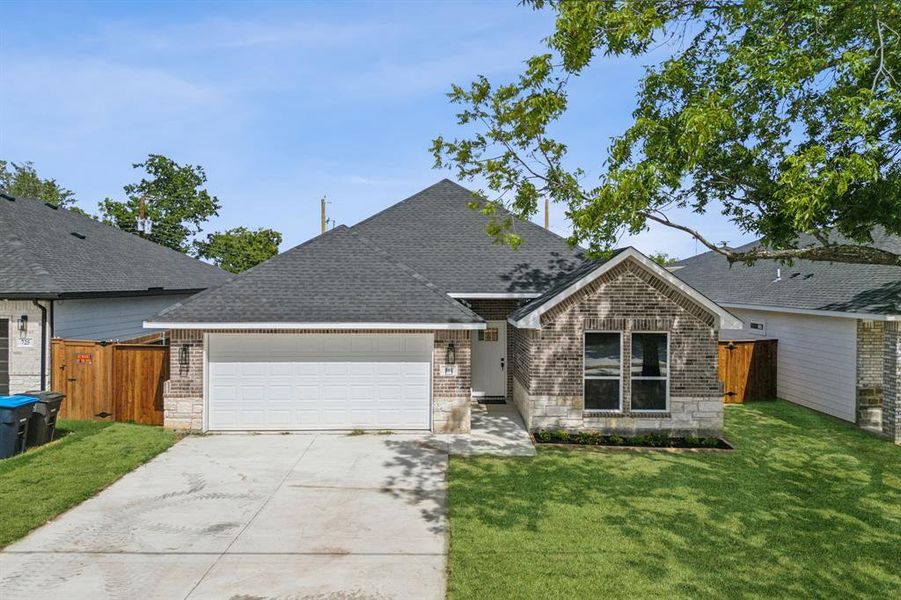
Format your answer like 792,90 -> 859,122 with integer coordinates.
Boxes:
206,333 -> 432,431
471,320 -> 506,397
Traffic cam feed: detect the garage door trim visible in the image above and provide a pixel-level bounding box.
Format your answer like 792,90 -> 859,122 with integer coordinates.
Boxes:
202,332 -> 434,432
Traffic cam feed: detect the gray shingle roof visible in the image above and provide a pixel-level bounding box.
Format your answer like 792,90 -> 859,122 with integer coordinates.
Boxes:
350,179 -> 584,294
673,230 -> 901,316
0,193 -> 230,298
508,250 -> 626,322
152,225 -> 483,325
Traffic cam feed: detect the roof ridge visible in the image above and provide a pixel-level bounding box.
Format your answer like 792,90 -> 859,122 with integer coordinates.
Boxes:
1,192 -> 230,271
347,228 -> 483,322
350,179 -> 459,230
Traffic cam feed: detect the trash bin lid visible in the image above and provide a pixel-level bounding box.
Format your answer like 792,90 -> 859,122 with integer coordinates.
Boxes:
0,395 -> 39,408
23,391 -> 64,402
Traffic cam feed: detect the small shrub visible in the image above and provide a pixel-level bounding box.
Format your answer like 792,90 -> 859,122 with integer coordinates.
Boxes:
349,429 -> 365,436
552,429 -> 570,443
647,432 -> 671,447
377,430 -> 394,435
684,434 -> 702,446
607,434 -> 624,446
701,437 -> 721,448
630,434 -> 649,446
577,431 -> 595,445
536,430 -> 553,443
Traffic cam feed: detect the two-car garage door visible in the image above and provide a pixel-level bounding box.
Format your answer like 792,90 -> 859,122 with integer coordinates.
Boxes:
207,333 -> 432,431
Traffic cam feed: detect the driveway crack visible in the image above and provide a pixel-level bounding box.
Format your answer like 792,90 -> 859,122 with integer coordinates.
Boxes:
182,434 -> 318,600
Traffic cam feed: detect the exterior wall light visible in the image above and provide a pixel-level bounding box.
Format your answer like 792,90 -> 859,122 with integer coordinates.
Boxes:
446,342 -> 456,365
17,315 -> 27,333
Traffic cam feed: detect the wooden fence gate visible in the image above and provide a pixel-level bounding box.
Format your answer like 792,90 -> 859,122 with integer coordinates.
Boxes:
51,339 -> 169,425
717,339 -> 777,403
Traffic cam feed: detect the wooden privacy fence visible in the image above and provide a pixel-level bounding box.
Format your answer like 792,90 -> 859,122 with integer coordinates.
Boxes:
717,339 -> 777,403
51,339 -> 169,425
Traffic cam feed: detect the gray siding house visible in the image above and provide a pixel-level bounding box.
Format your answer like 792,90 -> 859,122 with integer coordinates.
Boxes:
674,231 -> 901,444
147,180 -> 740,435
0,192 -> 229,394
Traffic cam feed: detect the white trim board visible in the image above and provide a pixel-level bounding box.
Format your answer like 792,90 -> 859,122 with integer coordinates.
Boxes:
720,303 -> 901,322
144,321 -> 487,331
448,292 -> 542,299
508,248 -> 744,330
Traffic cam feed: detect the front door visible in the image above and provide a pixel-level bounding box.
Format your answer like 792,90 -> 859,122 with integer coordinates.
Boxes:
471,320 -> 507,397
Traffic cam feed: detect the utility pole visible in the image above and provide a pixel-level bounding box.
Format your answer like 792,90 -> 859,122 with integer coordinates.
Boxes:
544,197 -> 549,230
320,196 -> 327,234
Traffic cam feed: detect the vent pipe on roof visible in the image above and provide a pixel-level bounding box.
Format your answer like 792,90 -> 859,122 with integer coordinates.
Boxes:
772,267 -> 782,283
321,196 -> 327,234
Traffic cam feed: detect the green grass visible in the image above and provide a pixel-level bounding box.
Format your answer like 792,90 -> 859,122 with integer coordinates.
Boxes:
448,401 -> 901,599
0,420 -> 177,547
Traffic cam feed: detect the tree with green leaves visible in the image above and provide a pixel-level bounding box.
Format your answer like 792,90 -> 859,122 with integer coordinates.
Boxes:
432,0 -> 901,266
0,160 -> 77,208
193,227 -> 282,273
100,154 -> 221,253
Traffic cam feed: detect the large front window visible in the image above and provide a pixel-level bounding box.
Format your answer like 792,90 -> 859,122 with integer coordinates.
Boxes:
630,332 -> 669,411
584,332 -> 622,410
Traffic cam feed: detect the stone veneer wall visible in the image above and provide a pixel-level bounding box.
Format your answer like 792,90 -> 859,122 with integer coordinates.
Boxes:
856,320 -> 885,429
513,258 -> 724,436
884,322 -> 901,444
466,299 -> 522,400
0,300 -> 48,393
164,328 -> 472,433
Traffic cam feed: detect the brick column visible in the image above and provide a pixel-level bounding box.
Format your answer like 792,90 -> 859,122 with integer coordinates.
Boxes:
883,323 -> 901,444
164,330 -> 204,430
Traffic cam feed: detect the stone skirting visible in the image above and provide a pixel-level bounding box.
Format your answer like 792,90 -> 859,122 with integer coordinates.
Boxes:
884,322 -> 901,444
512,379 -> 722,436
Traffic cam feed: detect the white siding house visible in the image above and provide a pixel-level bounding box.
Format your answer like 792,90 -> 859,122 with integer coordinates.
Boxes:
722,309 -> 858,422
54,294 -> 192,341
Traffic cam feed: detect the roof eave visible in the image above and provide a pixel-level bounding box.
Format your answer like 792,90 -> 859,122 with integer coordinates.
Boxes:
719,302 -> 901,322
144,321 -> 487,331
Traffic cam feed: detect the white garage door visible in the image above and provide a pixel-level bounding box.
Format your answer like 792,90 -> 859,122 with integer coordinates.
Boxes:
207,333 -> 432,431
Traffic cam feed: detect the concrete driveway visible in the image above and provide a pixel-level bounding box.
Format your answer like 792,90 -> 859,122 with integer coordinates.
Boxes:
0,433 -> 448,599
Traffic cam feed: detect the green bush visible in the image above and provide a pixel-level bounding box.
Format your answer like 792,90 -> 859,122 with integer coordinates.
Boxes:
607,434 -> 624,446
536,430 -> 553,443
552,429 -> 570,443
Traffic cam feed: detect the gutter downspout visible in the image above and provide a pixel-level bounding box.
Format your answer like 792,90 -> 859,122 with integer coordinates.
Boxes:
32,299 -> 48,390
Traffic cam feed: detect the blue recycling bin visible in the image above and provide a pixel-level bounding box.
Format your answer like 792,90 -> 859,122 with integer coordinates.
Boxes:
0,395 -> 38,459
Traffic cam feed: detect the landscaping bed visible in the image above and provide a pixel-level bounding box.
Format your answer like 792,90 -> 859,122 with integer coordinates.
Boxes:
532,429 -> 732,450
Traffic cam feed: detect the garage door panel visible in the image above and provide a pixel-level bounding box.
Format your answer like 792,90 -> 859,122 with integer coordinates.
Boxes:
208,334 -> 432,430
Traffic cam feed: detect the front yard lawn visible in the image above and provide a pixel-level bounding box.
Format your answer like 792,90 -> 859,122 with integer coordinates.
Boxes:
448,401 -> 901,599
0,420 -> 177,547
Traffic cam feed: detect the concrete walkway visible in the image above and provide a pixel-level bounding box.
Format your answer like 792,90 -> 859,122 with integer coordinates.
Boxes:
1,434 -> 448,600
446,402 -> 536,457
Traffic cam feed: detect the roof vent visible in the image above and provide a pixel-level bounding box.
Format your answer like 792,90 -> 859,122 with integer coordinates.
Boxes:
771,268 -> 782,283
70,232 -> 86,240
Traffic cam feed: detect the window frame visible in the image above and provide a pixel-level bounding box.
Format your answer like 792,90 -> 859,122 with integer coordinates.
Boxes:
582,330 -> 623,412
629,331 -> 670,413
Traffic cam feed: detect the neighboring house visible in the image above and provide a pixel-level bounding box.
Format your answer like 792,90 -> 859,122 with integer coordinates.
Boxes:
146,180 -> 740,434
673,230 -> 901,443
0,192 -> 230,394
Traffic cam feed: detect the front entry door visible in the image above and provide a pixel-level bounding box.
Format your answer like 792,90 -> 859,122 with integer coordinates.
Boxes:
471,320 -> 507,397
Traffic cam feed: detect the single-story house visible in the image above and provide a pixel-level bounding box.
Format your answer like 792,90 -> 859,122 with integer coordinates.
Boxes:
0,192 -> 230,394
146,179 -> 741,434
673,230 -> 901,444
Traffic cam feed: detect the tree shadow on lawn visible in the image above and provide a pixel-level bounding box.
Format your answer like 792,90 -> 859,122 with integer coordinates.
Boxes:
448,402 -> 901,598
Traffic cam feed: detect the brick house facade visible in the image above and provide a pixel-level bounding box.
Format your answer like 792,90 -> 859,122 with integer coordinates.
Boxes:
510,259 -> 724,435
160,253 -> 733,437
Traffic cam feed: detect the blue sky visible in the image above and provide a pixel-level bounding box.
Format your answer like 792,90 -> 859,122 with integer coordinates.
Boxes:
1,0 -> 753,259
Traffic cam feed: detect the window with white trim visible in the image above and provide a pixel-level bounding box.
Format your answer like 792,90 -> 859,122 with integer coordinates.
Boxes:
630,332 -> 669,411
584,332 -> 622,410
